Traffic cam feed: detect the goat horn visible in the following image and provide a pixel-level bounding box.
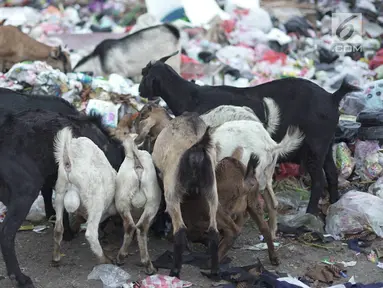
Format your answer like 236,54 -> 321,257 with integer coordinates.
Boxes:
158,51 -> 179,63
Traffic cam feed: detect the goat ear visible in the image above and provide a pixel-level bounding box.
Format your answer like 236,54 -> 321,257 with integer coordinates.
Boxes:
158,51 -> 179,63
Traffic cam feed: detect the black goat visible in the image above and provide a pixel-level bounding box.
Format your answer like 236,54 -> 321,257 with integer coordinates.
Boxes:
0,88 -> 82,240
138,52 -> 361,215
0,109 -> 124,288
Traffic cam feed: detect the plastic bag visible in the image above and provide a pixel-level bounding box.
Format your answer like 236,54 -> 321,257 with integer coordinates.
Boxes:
354,140 -> 380,171
278,210 -> 324,234
88,264 -> 131,288
325,190 -> 383,238
334,120 -> 361,143
335,142 -> 355,179
368,177 -> 383,199
275,190 -> 300,211
357,109 -> 383,127
26,194 -> 46,223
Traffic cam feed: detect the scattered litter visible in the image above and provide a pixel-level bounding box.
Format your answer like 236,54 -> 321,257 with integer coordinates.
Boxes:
88,264 -> 131,288
339,261 -> 357,267
326,190 -> 383,238
367,250 -> 378,263
25,194 -> 46,223
242,242 -> 280,251
19,225 -> 35,231
32,225 -> 49,233
124,274 -> 193,288
377,262 -> 383,269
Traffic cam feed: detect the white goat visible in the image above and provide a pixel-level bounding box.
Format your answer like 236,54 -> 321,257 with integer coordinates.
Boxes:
115,135 -> 161,275
52,127 -> 117,265
212,120 -> 304,238
200,98 -> 280,135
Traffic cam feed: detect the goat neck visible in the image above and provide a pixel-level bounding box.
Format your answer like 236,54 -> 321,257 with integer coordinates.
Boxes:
154,66 -> 197,116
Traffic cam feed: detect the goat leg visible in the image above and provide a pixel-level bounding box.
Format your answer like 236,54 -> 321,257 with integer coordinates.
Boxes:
166,200 -> 187,278
323,144 -> 339,204
0,192 -> 37,288
136,206 -> 158,275
262,188 -> 278,240
247,189 -> 280,266
266,182 -> 279,210
216,207 -> 241,262
85,209 -> 112,264
205,186 -> 220,276
116,212 -> 136,265
52,192 -> 65,266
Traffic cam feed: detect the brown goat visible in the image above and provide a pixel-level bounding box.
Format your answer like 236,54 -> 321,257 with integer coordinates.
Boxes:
0,25 -> 71,73
182,148 -> 280,266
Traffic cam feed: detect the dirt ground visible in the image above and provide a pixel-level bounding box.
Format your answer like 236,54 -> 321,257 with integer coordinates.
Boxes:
1,219 -> 382,288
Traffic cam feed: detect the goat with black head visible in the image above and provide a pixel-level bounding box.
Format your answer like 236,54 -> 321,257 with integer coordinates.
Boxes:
138,51 -> 361,216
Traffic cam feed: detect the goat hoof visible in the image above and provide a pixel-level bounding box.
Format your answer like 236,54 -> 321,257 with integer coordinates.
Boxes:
51,260 -> 61,267
116,255 -> 126,266
169,270 -> 180,279
270,255 -> 280,266
144,264 -> 157,275
10,274 -> 35,288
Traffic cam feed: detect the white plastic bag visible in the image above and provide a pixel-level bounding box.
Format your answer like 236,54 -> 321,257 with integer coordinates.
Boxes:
26,194 -> 46,223
325,190 -> 383,238
88,264 -> 131,288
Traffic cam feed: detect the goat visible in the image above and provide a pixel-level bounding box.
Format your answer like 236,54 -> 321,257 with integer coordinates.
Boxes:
183,150 -> 279,265
73,24 -> 181,80
139,52 -> 361,215
0,109 -> 124,288
115,135 -> 161,275
53,127 -> 117,265
212,120 -> 304,238
133,104 -> 303,238
0,88 -> 81,239
133,100 -> 278,153
0,25 -> 71,73
151,112 -> 219,278
200,100 -> 279,135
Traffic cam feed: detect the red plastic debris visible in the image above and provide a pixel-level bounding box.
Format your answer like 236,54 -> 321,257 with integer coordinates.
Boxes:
261,50 -> 287,65
369,48 -> 383,70
275,163 -> 301,181
222,19 -> 236,34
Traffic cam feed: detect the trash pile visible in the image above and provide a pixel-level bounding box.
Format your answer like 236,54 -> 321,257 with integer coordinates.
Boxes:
3,0 -> 383,286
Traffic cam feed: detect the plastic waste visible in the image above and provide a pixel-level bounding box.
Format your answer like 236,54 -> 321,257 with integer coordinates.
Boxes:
0,202 -> 6,223
88,264 -> 131,288
357,110 -> 383,127
335,120 -> 361,143
335,142 -> 355,180
354,140 -> 381,179
124,274 -> 192,288
284,16 -> 313,37
86,99 -> 122,128
368,177 -> 383,199
26,194 -> 46,223
278,210 -> 324,234
276,190 -> 301,211
326,190 -> 383,238
358,151 -> 383,181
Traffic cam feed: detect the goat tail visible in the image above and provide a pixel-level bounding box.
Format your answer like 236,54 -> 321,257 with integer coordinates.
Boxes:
177,126 -> 215,195
245,153 -> 260,180
271,126 -> 304,160
64,189 -> 80,213
263,97 -> 280,136
53,126 -> 73,174
332,78 -> 361,105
